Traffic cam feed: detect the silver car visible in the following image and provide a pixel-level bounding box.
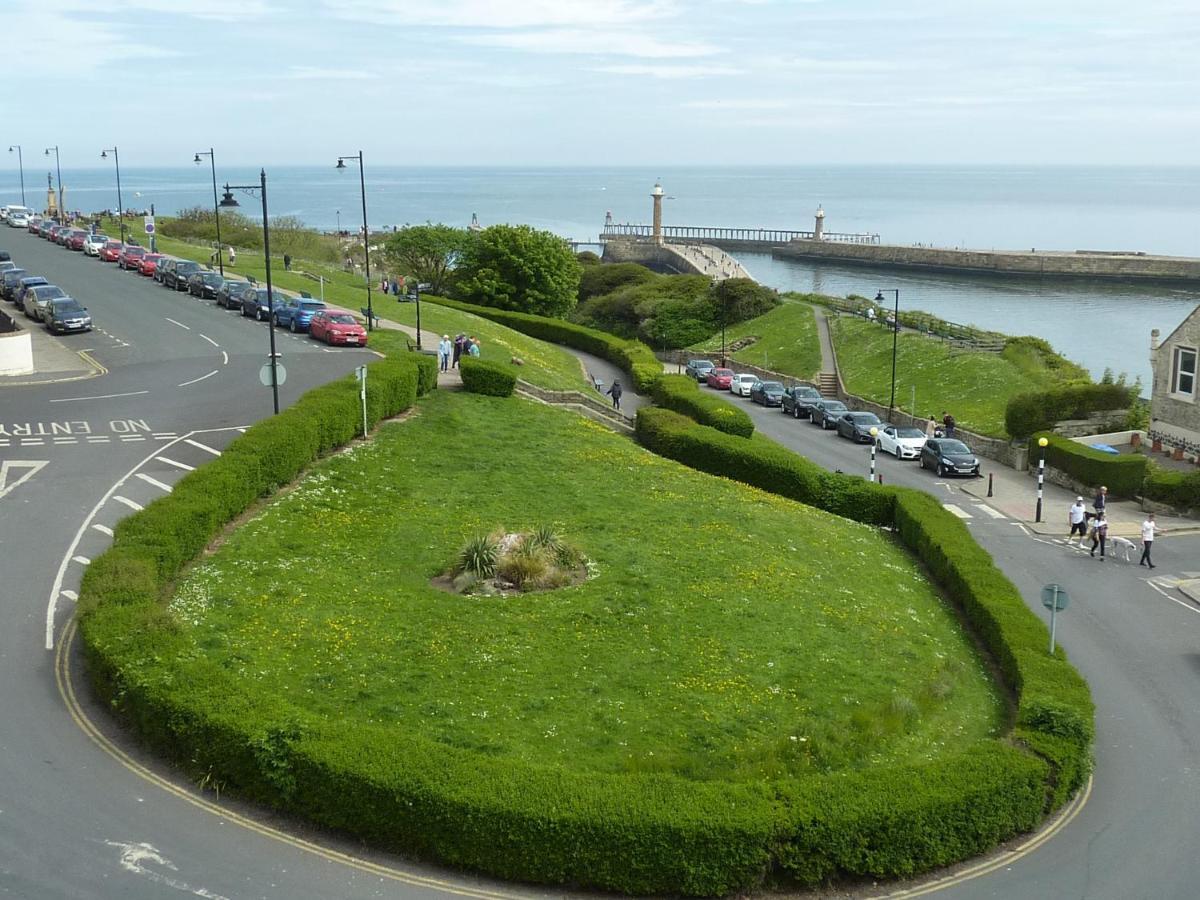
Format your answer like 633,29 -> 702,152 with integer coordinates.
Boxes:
23,284 -> 68,321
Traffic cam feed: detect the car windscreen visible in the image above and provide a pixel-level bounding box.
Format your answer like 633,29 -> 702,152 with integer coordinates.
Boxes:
849,413 -> 878,422
50,299 -> 84,313
895,428 -> 925,438
760,382 -> 783,391
328,314 -> 357,324
940,440 -> 971,454
34,286 -> 66,299
299,302 -> 325,311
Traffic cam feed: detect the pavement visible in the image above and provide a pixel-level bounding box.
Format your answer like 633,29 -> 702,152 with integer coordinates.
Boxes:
0,314 -> 104,384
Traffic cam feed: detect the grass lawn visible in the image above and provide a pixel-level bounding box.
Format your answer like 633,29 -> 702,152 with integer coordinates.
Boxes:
688,300 -> 822,378
831,316 -> 1067,437
166,391 -> 1001,782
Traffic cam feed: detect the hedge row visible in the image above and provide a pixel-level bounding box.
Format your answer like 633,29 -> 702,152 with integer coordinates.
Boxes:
651,375 -> 754,437
459,357 -> 517,396
636,407 -> 1093,883
1141,465 -> 1200,511
425,295 -> 662,393
1005,383 -> 1134,439
1033,431 -> 1147,498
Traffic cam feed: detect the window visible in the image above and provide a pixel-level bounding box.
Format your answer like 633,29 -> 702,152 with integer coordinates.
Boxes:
1172,346 -> 1197,398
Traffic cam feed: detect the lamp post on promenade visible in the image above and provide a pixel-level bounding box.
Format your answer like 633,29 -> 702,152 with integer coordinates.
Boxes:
219,171 -> 280,414
43,146 -> 63,223
194,149 -> 225,276
336,151 -> 373,332
1035,436 -> 1049,523
7,145 -> 25,206
874,288 -> 901,422
100,147 -> 125,245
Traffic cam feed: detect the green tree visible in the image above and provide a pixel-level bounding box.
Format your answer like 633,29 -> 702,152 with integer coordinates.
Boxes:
709,278 -> 781,323
455,224 -> 581,318
383,224 -> 471,295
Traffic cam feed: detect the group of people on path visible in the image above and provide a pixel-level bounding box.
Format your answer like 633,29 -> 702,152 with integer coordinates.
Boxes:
920,411 -> 957,439
380,275 -> 407,297
1066,486 -> 1157,567
437,333 -> 480,372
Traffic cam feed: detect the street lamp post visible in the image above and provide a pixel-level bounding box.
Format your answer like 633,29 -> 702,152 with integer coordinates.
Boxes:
874,289 -> 901,422
336,151 -> 373,332
43,146 -> 63,223
7,145 -> 25,206
1035,436 -> 1049,523
336,209 -> 341,235
413,282 -> 422,350
193,149 -> 224,277
714,277 -> 727,366
220,171 -> 280,414
100,147 -> 125,245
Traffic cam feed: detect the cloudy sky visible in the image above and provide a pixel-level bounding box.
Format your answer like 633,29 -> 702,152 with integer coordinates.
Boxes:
6,0 -> 1198,166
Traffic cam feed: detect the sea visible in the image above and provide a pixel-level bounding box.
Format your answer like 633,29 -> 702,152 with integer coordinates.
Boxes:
4,164 -> 1197,387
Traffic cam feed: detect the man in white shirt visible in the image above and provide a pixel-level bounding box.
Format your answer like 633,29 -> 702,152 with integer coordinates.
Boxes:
1068,497 -> 1088,543
1139,513 -> 1157,568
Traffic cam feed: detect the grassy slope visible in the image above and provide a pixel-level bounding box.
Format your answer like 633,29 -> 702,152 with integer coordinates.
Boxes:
167,391 -> 1001,782
688,300 -> 822,378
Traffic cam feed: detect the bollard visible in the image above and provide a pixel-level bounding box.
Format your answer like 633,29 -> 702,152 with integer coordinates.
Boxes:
987,472 -> 993,497
878,472 -> 883,486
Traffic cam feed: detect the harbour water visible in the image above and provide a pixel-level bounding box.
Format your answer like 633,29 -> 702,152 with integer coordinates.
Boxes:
2,164 -> 1196,385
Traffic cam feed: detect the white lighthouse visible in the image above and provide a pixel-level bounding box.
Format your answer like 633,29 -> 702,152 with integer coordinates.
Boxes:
814,204 -> 825,241
651,181 -> 665,245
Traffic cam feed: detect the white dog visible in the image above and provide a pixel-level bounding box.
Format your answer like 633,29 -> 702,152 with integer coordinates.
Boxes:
1108,536 -> 1138,563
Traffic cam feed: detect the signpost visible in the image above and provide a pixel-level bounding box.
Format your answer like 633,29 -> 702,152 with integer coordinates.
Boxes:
1041,583 -> 1071,654
356,365 -> 368,437
145,212 -> 156,252
259,361 -> 286,387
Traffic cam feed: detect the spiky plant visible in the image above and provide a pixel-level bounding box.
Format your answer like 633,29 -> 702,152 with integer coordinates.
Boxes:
458,533 -> 499,579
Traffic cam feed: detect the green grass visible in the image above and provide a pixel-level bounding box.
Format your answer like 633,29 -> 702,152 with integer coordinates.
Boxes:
165,391 -> 1001,782
831,317 -> 1067,437
688,300 -> 822,378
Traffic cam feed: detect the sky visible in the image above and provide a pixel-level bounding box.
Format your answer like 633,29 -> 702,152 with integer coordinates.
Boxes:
5,0 -> 1199,167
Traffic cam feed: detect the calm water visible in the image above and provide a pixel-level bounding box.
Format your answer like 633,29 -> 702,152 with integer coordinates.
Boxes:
3,164 -> 1196,384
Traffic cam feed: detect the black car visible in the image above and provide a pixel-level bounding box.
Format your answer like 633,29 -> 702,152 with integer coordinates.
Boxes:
1,268 -> 28,301
780,385 -> 823,419
835,411 -> 883,443
749,380 -> 785,407
155,258 -> 175,284
239,286 -> 284,321
810,399 -> 849,430
215,280 -> 246,309
165,260 -> 202,290
919,438 -> 981,477
685,358 -> 716,382
188,271 -> 225,298
44,298 -> 93,334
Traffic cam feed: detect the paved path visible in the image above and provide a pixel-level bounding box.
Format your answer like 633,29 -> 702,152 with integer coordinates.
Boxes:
810,303 -> 838,373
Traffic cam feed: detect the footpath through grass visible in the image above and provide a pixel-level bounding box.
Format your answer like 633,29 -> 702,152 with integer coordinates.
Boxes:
166,391 -> 1001,782
688,300 -> 822,378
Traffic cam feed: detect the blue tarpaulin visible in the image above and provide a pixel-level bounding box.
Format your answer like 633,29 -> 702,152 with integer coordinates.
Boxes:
1089,443 -> 1120,455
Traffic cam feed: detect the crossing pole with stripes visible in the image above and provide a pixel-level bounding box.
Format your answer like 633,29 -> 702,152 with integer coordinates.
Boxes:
1035,436 -> 1048,523
869,427 -> 879,482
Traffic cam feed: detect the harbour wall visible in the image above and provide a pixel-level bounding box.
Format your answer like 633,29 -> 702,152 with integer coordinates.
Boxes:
772,240 -> 1200,284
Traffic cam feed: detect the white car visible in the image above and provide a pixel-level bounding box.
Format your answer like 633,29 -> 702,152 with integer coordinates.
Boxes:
876,424 -> 928,459
84,233 -> 109,256
730,373 -> 759,397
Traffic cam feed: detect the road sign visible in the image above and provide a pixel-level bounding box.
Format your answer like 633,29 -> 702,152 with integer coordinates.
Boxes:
259,362 -> 287,386
1041,583 -> 1070,654
144,215 -> 155,235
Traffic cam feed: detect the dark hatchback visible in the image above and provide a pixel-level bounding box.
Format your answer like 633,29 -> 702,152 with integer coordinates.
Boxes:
44,298 -> 93,334
240,287 -> 284,320
919,438 -> 981,477
780,384 -> 823,418
749,380 -> 785,406
188,271 -> 225,298
165,260 -> 202,290
810,399 -> 850,430
215,280 -> 246,309
1,268 -> 29,301
836,411 -> 883,443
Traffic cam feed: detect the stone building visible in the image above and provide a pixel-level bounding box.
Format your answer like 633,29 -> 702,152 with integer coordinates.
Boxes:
1150,305 -> 1200,462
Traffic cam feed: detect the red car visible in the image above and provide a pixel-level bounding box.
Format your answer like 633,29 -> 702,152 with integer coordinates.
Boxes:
99,241 -> 124,262
138,253 -> 164,277
118,245 -> 146,269
705,367 -> 734,390
309,310 -> 368,347
66,229 -> 89,250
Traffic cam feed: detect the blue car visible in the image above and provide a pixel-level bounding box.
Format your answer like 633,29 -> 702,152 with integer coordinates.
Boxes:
273,297 -> 327,332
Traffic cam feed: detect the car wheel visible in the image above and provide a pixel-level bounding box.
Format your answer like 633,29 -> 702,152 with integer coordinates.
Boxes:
936,463 -> 946,477
289,318 -> 297,333
894,446 -> 901,459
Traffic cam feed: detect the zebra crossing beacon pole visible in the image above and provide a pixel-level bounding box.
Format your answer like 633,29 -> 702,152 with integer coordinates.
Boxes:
1035,436 -> 1048,522
869,427 -> 879,482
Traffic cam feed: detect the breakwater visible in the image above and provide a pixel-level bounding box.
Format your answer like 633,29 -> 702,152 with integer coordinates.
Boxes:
772,240 -> 1200,284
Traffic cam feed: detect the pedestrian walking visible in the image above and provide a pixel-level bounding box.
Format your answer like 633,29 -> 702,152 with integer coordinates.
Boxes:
283,253 -> 292,271
1139,513 -> 1157,568
941,411 -> 956,437
380,276 -> 388,294
1093,485 -> 1108,516
390,277 -> 400,296
606,379 -> 624,410
467,337 -> 481,358
1090,513 -> 1108,560
438,334 -> 451,373
924,417 -> 936,440
227,245 -> 236,265
452,333 -> 465,369
1068,497 -> 1088,542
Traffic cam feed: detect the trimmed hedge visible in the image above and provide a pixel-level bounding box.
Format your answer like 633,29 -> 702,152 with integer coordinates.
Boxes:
1142,465 -> 1200,511
408,351 -> 439,396
459,357 -> 517,396
426,295 -> 662,393
1005,383 -> 1134,439
651,375 -> 754,437
1033,431 -> 1147,498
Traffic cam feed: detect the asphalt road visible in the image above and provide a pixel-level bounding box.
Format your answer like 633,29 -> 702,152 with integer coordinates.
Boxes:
2,225 -> 1198,898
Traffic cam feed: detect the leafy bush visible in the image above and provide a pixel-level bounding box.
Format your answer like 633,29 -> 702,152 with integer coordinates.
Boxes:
1141,465 -> 1200,510
458,533 -> 500,578
710,278 -> 781,323
407,351 -> 439,396
578,261 -> 656,301
1005,383 -> 1135,438
455,224 -> 581,318
1033,431 -> 1147,497
650,375 -> 754,438
459,357 -> 517,396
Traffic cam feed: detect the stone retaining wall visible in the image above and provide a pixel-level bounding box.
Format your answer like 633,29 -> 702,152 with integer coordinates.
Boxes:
515,381 -> 633,434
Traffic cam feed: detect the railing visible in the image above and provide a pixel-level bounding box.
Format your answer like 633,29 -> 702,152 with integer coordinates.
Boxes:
600,224 -> 879,245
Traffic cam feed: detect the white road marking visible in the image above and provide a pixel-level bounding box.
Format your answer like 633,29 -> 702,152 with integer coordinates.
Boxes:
120,435 -> 146,442
164,317 -> 191,330
60,590 -> 77,601
177,369 -> 218,387
221,350 -> 229,365
92,524 -> 114,536
973,504 -> 1007,520
136,472 -> 174,492
0,460 -> 49,500
199,333 -> 219,347
72,555 -> 90,565
156,456 -> 195,472
1147,580 -> 1200,617
20,439 -> 44,445
103,840 -> 231,900
184,438 -> 221,455
86,436 -> 111,443
50,390 -> 149,403
113,495 -> 144,511
942,503 -> 972,519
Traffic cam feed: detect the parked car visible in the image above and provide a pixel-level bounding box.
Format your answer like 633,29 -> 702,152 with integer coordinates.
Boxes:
37,220 -> 56,238
165,260 -> 202,290
810,399 -> 850,430
749,380 -> 785,406
43,297 -> 93,334
187,271 -> 224,298
876,424 -> 927,459
155,257 -> 176,283
55,225 -> 74,246
27,216 -> 43,233
13,275 -> 49,307
780,385 -> 824,419
729,373 -> 759,397
274,297 -> 326,332
118,245 -> 147,269
215,280 -> 246,309
1,268 -> 28,301
919,438 -> 981,477
0,260 -> 15,273
835,411 -> 883,443
99,241 -> 123,262
138,253 -> 164,277
705,367 -> 734,390
240,286 -> 284,320
84,233 -> 109,256
66,229 -> 89,250
23,283 -> 68,321
685,358 -> 715,382
309,310 -> 367,346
